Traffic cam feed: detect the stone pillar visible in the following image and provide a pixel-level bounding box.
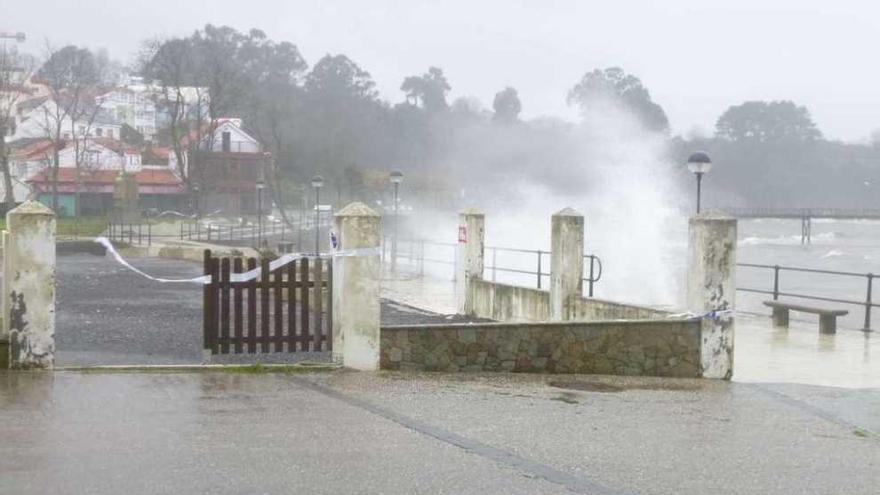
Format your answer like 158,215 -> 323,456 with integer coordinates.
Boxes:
687,212 -> 737,380
2,201 -> 56,369
455,208 -> 485,315
332,202 -> 381,370
550,208 -> 584,320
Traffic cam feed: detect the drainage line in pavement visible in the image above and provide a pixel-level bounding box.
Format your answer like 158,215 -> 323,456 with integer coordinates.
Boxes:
293,377 -> 636,495
748,384 -> 877,438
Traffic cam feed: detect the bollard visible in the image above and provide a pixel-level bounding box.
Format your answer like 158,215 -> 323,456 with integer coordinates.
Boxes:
332,202 -> 381,370
455,208 -> 485,315
687,212 -> 737,380
550,208 -> 584,321
2,201 -> 57,369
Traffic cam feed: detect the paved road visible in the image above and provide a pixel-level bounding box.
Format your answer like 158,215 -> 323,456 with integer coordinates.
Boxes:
0,370 -> 876,495
56,254 -> 480,366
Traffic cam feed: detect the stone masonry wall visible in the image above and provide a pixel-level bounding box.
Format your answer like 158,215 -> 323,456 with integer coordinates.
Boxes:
380,319 -> 702,377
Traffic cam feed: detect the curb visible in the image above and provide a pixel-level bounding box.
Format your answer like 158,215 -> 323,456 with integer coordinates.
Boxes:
53,362 -> 342,374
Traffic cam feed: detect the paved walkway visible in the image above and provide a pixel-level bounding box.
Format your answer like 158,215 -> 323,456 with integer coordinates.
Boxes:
56,254 -> 478,366
0,370 -> 876,494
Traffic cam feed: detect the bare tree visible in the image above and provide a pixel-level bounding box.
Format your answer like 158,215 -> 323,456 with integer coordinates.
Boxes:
0,44 -> 35,210
36,44 -> 100,213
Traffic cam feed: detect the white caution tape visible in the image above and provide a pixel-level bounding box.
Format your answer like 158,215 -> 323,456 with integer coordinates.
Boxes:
93,237 -> 380,285
666,309 -> 735,320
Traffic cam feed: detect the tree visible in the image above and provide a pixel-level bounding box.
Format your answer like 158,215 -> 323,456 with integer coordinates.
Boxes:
400,66 -> 450,113
37,45 -> 102,212
567,67 -> 668,132
0,45 -> 35,210
715,100 -> 822,143
492,86 -> 521,124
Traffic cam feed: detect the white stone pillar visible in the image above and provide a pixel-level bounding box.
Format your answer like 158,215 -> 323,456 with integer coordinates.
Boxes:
3,201 -> 56,369
550,208 -> 584,321
455,208 -> 485,315
687,212 -> 737,380
332,202 -> 381,370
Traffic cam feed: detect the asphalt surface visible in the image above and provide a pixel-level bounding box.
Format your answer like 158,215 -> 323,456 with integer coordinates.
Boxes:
56,253 -> 483,366
0,370 -> 876,495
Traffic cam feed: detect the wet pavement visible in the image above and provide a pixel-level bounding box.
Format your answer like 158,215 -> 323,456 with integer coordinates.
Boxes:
0,256 -> 874,494
56,254 -> 482,366
0,370 -> 877,494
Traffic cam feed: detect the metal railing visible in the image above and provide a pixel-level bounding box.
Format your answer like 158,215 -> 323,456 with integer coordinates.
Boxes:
737,262 -> 875,331
383,237 -> 603,297
107,221 -> 152,246
180,220 -> 294,248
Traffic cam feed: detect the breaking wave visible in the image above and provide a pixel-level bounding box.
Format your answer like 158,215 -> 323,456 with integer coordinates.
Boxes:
739,232 -> 842,246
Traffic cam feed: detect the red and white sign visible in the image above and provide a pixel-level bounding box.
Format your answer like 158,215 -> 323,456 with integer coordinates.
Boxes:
458,225 -> 467,243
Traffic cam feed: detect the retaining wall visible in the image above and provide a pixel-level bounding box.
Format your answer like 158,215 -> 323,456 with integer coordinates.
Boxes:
469,279 -> 670,323
380,318 -> 702,377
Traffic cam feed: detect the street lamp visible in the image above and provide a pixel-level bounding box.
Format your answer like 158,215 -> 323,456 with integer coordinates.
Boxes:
389,170 -> 404,272
311,175 -> 324,255
687,151 -> 712,214
192,184 -> 200,219
256,179 -> 266,247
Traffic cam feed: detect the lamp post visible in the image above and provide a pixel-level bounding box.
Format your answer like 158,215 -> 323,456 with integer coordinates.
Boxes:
191,184 -> 200,219
311,175 -> 324,255
389,170 -> 404,272
256,179 -> 266,247
687,151 -> 712,214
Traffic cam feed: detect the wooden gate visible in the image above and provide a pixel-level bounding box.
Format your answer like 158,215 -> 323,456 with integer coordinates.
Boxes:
202,250 -> 332,355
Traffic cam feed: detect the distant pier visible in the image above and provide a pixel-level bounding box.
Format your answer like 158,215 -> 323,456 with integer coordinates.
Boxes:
720,207 -> 880,244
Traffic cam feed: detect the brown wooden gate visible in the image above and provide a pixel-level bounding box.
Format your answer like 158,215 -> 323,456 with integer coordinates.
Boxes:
202,250 -> 332,355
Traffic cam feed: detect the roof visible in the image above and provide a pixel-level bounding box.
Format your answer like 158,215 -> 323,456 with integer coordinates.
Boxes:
28,167 -> 183,187
91,137 -> 139,155
8,138 -> 57,160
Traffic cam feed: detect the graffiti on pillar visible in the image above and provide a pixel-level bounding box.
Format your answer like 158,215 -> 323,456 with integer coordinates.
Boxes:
458,225 -> 467,243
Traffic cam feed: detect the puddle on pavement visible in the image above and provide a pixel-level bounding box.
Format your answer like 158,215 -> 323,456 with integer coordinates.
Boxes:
548,380 -> 701,393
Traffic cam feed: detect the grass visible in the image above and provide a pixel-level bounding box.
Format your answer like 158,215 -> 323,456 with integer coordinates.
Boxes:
0,215 -> 107,237
57,216 -> 109,237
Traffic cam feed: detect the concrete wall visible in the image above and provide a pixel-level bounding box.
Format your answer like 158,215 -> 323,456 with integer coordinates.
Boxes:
469,279 -> 669,323
470,279 -> 550,322
566,295 -> 670,320
380,318 -> 702,377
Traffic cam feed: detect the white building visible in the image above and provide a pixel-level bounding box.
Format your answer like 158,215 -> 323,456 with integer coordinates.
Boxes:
10,98 -> 122,142
96,87 -> 157,141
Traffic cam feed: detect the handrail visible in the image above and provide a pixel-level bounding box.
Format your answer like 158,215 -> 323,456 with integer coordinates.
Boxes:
737,262 -> 874,331
384,236 -> 603,297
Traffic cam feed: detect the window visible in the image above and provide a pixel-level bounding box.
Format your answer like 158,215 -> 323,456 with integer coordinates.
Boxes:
96,128 -> 103,137
222,131 -> 231,152
108,129 -> 114,139
78,125 -> 86,135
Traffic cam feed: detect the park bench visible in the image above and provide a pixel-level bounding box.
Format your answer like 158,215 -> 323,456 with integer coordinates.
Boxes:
763,301 -> 848,334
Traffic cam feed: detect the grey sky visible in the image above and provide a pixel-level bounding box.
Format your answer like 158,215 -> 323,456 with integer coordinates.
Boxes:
3,0 -> 878,142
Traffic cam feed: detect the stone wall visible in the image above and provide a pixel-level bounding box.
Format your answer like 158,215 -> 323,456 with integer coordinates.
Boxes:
380,319 -> 702,377
469,279 -> 670,323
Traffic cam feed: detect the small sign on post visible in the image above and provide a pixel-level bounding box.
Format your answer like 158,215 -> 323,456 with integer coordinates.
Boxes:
458,225 -> 467,243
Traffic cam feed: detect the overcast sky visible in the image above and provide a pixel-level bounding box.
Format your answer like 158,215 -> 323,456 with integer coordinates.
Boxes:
3,0 -> 878,142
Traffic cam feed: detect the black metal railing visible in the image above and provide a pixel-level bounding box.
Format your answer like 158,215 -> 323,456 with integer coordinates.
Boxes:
383,237 -> 603,297
737,262 -> 875,331
107,221 -> 152,246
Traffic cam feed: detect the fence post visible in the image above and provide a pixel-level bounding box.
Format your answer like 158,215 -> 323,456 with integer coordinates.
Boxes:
550,208 -> 584,321
588,256 -> 595,297
865,273 -> 874,332
332,202 -> 381,370
773,265 -> 780,300
536,250 -> 543,289
455,208 -> 485,315
491,247 -> 497,282
2,201 -> 56,369
687,212 -> 737,380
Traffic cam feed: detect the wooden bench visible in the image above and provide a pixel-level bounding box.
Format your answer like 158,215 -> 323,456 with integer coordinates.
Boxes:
763,301 -> 848,334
